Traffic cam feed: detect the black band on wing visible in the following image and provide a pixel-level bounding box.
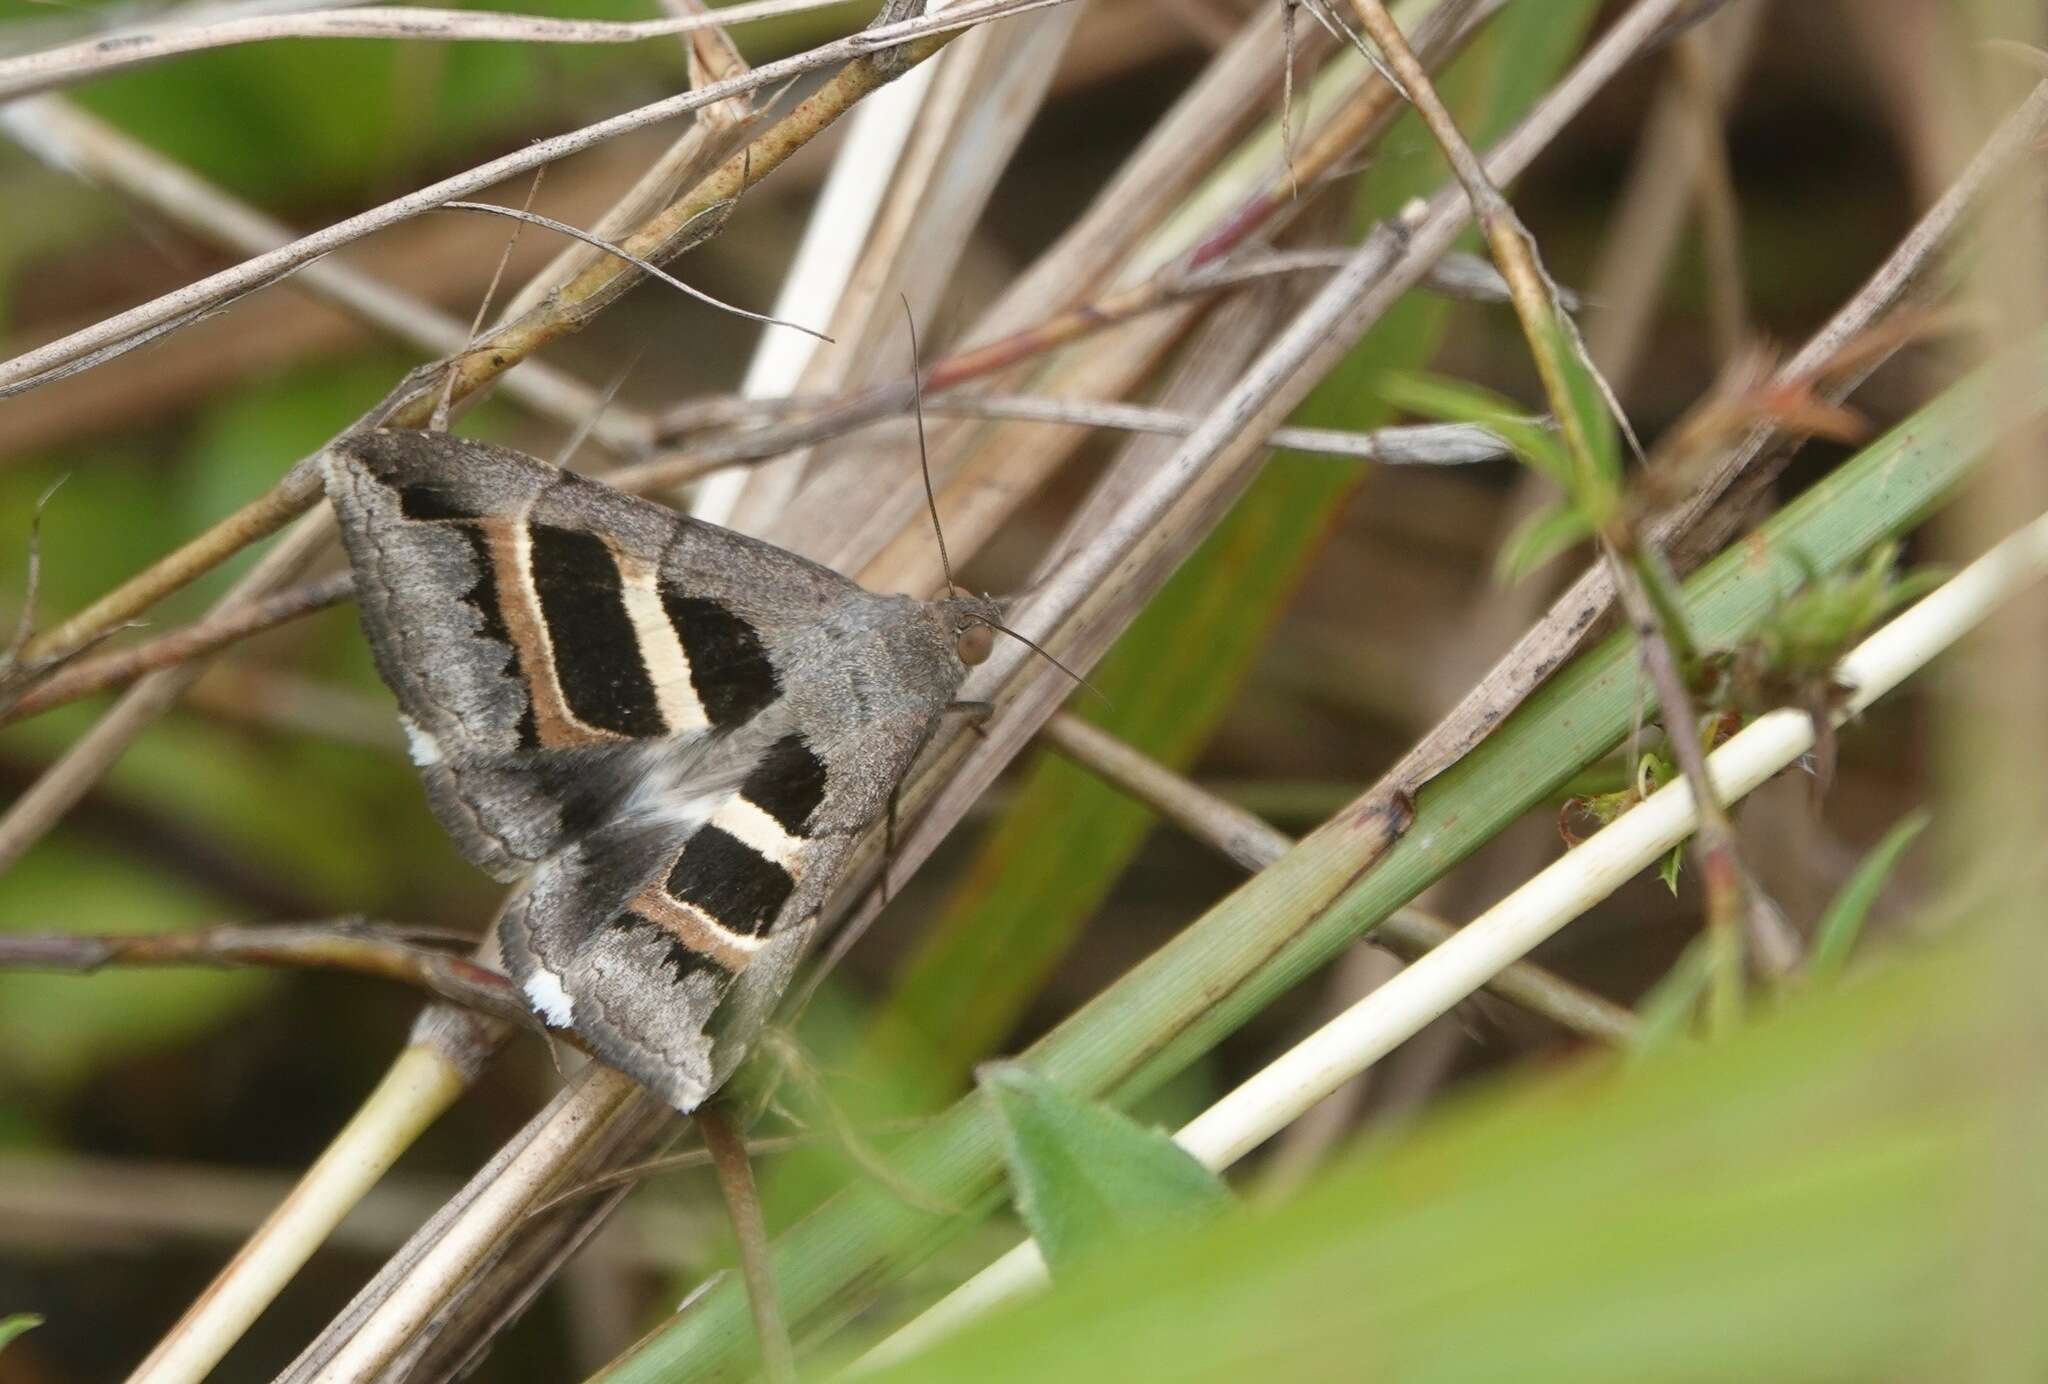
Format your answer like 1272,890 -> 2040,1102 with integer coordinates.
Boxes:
398,483 -> 488,523
448,524 -> 538,750
665,825 -> 795,936
741,735 -> 828,834
609,910 -> 736,985
661,591 -> 780,728
528,523 -> 666,739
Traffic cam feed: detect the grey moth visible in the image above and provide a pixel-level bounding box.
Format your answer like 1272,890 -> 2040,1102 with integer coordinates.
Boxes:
324,430 -> 997,1111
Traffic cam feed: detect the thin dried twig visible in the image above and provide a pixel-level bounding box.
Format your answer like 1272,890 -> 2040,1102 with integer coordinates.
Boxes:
1,471 -> 326,693
0,920 -> 532,1028
498,0 -> 759,324
0,0 -> 945,104
0,0 -> 1075,398
0,503 -> 334,877
925,395 -> 1512,463
620,237 -> 1521,492
1386,73 -> 2048,793
1041,712 -> 1637,1043
2,572 -> 354,725
0,98 -> 636,445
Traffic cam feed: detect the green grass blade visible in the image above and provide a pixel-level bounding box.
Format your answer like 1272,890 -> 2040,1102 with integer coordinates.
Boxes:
1807,809 -> 1930,983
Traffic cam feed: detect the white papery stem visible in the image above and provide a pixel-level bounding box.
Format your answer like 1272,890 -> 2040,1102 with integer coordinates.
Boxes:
853,507 -> 2048,1372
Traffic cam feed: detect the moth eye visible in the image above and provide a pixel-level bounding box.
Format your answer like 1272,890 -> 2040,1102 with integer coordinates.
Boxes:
956,624 -> 994,667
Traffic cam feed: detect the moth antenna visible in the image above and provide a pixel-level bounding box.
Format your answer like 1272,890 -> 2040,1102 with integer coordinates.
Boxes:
553,346 -> 645,468
437,167 -> 547,432
901,294 -> 958,598
974,617 -> 1107,704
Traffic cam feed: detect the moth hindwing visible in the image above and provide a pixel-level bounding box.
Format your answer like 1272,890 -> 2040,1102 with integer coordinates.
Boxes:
324,429 -> 998,1111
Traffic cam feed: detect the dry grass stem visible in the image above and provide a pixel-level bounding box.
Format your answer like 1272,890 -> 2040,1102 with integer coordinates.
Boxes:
0,0 -> 1075,398
696,1106 -> 796,1384
290,1065 -> 648,1383
0,921 -> 533,1027
498,0 -> 758,324
0,99 -> 635,443
0,502 -> 335,875
0,0 -> 892,102
2,573 -> 354,724
1042,712 -> 1638,1043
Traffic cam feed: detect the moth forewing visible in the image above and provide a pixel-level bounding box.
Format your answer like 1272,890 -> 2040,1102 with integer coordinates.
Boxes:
325,428 -> 998,1112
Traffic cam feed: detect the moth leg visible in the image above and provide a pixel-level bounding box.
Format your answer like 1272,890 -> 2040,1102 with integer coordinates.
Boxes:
879,788 -> 900,904
944,699 -> 995,740
697,1102 -> 796,1381
768,1033 -> 957,1217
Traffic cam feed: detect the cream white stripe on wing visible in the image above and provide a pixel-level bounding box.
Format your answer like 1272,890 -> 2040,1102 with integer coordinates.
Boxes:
712,796 -> 807,873
631,890 -> 771,972
616,556 -> 710,733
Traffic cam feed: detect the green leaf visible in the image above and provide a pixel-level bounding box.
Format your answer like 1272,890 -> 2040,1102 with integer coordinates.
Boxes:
1657,843 -> 1685,895
1541,310 -> 1623,509
1377,370 -> 1571,486
981,1064 -> 1231,1276
1807,811 -> 1930,983
1496,500 -> 1594,582
0,1315 -> 42,1356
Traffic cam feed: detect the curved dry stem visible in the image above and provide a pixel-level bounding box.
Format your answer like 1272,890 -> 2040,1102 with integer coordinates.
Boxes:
2,572 -> 354,725
0,920 -> 532,1028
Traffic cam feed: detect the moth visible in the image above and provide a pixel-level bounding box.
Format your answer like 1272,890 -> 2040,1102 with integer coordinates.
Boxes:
324,429 -> 998,1111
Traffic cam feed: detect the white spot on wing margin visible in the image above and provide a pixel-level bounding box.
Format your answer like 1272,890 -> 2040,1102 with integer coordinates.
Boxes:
524,966 -> 575,1027
398,715 -> 442,766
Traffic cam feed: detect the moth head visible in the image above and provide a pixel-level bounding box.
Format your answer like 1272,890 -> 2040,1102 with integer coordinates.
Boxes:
940,593 -> 1004,668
